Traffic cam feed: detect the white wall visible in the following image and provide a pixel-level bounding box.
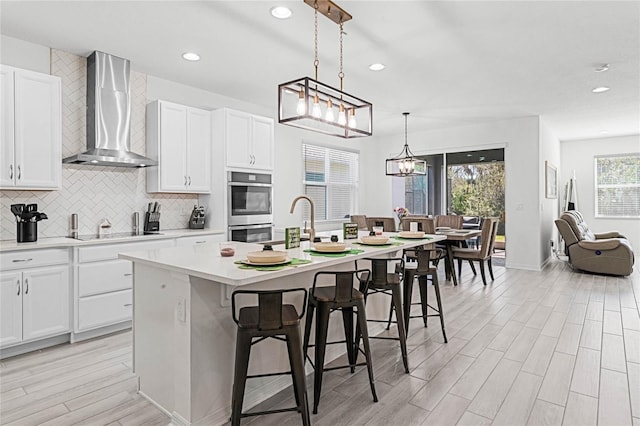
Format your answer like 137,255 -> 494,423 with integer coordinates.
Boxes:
539,119 -> 561,265
360,116 -> 544,270
0,35 -> 50,73
561,135 -> 640,252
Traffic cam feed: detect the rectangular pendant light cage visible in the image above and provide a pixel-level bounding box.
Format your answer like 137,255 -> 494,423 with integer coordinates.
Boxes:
386,157 -> 427,176
278,77 -> 373,138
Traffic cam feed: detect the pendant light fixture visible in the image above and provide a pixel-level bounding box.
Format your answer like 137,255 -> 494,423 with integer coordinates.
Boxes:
386,112 -> 426,176
278,0 -> 373,138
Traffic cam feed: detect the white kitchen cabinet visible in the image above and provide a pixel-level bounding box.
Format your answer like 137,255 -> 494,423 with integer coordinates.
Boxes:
75,239 -> 173,333
174,233 -> 225,247
214,108 -> 274,171
146,100 -> 211,193
0,264 -> 70,348
0,65 -> 61,190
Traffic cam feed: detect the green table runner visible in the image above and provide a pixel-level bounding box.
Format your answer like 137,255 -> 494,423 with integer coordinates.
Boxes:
235,258 -> 312,271
303,248 -> 365,257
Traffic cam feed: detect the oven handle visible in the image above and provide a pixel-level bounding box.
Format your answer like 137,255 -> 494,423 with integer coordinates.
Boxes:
227,182 -> 273,188
229,224 -> 274,231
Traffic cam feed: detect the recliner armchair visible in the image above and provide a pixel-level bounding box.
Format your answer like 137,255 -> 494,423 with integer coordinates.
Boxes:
555,211 -> 634,276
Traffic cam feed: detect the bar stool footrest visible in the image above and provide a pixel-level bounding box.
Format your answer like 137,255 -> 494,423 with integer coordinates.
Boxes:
242,407 -> 301,418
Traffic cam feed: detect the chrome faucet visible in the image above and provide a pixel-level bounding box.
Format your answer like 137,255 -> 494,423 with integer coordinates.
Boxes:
290,195 -> 315,242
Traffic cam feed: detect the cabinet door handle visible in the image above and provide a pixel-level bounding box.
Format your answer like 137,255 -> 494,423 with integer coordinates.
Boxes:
124,273 -> 133,277
17,165 -> 21,180
184,176 -> 188,186
12,258 -> 33,263
195,240 -> 206,244
188,176 -> 191,186
124,303 -> 133,307
24,278 -> 29,295
9,164 -> 13,179
17,280 -> 20,296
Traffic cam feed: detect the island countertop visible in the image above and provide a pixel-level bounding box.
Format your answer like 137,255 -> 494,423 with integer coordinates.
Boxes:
118,232 -> 447,287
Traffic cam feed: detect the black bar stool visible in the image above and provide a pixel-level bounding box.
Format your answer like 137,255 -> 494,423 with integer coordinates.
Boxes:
231,288 -> 311,426
302,270 -> 378,414
402,246 -> 448,342
355,257 -> 409,373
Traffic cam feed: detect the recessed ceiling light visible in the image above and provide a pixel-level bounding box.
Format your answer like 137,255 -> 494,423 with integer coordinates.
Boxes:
595,64 -> 609,72
592,86 -> 610,93
182,52 -> 200,61
271,6 -> 292,19
368,63 -> 385,71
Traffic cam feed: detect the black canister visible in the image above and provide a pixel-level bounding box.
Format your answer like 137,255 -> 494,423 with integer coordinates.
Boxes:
17,222 -> 37,243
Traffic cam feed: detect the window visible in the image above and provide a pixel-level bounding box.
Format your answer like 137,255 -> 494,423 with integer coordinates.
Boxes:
303,143 -> 359,221
595,154 -> 640,218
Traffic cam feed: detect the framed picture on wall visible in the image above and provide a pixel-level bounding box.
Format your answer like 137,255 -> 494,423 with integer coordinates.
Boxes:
545,161 -> 557,199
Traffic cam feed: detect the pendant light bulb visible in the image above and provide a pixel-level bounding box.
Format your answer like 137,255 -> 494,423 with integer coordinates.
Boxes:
348,108 -> 357,128
312,95 -> 322,118
325,99 -> 335,122
296,90 -> 306,115
338,104 -> 347,126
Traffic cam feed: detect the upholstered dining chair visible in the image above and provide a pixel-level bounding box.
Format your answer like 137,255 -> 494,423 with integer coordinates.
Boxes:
434,215 -> 464,229
350,215 -> 368,230
452,217 -> 499,285
366,217 -> 396,232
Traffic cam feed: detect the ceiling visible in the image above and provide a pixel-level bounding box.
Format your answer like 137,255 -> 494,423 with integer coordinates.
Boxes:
1,1 -> 639,141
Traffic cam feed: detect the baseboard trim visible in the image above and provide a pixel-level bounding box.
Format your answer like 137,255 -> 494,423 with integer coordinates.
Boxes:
1,333 -> 70,359
71,321 -> 131,343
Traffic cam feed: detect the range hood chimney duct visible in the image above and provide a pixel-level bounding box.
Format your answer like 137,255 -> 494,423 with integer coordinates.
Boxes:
62,51 -> 157,168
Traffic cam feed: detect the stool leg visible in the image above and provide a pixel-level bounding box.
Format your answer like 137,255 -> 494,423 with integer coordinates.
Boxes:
403,270 -> 415,335
302,302 -> 315,363
231,331 -> 252,426
432,273 -> 448,343
391,285 -> 409,373
386,300 -> 394,330
312,303 -> 331,414
285,334 -> 300,408
355,299 -> 378,402
418,275 -> 428,327
287,327 -> 311,426
341,307 -> 355,373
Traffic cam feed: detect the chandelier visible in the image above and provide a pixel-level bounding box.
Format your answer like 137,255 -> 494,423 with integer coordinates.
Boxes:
386,112 -> 426,176
278,0 -> 373,138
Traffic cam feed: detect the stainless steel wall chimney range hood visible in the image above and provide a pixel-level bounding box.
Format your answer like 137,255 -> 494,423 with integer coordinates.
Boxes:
63,51 -> 157,168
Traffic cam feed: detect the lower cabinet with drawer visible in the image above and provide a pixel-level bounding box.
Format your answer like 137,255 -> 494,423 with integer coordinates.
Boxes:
1,249 -> 70,348
74,239 -> 173,335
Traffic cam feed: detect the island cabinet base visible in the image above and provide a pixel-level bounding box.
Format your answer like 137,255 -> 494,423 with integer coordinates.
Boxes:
132,262 -> 390,425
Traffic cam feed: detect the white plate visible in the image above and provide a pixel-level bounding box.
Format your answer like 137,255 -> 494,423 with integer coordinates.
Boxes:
358,239 -> 391,246
398,231 -> 426,239
310,247 -> 351,253
240,258 -> 291,266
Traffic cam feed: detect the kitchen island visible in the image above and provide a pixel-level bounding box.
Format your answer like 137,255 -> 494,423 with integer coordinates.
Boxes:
119,233 -> 445,426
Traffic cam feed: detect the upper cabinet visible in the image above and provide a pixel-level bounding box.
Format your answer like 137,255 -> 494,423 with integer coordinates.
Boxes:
146,100 -> 211,193
0,65 -> 62,190
213,108 -> 274,171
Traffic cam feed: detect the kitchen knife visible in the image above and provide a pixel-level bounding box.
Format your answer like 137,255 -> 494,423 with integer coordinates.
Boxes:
148,202 -> 153,213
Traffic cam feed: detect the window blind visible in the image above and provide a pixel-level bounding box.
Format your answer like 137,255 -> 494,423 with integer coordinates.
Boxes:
595,154 -> 640,218
303,143 -> 359,221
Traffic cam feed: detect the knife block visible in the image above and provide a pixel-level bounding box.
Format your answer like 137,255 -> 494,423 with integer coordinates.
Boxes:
144,212 -> 160,234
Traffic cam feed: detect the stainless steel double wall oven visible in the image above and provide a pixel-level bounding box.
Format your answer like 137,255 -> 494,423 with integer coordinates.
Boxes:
227,171 -> 274,242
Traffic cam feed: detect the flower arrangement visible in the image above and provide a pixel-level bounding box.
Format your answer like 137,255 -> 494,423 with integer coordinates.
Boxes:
394,207 -> 409,221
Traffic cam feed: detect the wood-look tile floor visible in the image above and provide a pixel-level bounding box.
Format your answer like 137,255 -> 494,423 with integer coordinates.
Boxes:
1,258 -> 638,426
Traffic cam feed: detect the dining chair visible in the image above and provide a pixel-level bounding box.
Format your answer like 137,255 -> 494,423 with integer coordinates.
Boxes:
350,215 -> 368,230
434,215 -> 463,229
452,217 -> 499,285
400,217 -> 435,233
365,217 -> 396,232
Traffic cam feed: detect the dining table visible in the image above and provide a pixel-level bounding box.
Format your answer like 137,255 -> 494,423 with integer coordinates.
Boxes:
435,229 -> 483,286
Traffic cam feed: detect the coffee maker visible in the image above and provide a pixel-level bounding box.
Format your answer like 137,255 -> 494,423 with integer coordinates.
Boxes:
188,205 -> 205,229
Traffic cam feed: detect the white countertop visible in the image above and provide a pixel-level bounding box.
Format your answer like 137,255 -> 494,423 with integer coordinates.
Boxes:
0,228 -> 226,252
119,232 -> 447,287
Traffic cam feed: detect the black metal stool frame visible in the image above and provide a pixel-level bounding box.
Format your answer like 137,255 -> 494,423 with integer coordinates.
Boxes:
231,288 -> 311,426
302,269 -> 378,414
355,257 -> 410,373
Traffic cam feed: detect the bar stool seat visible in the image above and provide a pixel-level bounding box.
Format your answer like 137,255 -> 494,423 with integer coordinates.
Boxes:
231,288 -> 311,426
303,270 -> 378,415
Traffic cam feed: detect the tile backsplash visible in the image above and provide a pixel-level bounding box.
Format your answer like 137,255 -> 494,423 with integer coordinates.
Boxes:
1,49 -> 197,240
